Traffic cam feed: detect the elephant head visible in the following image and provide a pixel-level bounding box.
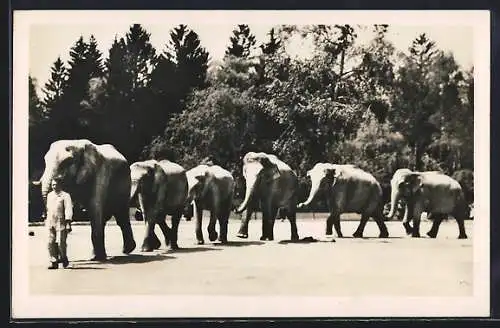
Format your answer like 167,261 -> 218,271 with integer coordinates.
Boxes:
297,163 -> 340,209
185,165 -> 211,205
387,168 -> 412,219
235,152 -> 281,214
35,139 -> 98,205
398,173 -> 424,199
130,160 -> 159,212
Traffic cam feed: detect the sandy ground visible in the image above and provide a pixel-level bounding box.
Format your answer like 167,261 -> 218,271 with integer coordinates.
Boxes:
28,216 -> 473,296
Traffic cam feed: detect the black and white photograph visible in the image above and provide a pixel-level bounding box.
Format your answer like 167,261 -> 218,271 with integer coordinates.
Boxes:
12,10 -> 490,318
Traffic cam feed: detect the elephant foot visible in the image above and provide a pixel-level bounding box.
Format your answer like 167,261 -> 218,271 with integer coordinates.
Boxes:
458,234 -> 468,239
237,232 -> 248,239
379,231 -> 389,238
353,231 -> 363,238
412,232 -> 421,238
291,234 -> 299,241
208,231 -> 218,242
403,223 -> 413,235
150,236 -> 161,250
427,230 -> 437,238
141,246 -> 154,252
326,231 -> 333,237
169,242 -> 179,251
218,238 -> 228,244
90,254 -> 107,262
123,240 -> 136,254
259,236 -> 274,241
197,239 -> 205,245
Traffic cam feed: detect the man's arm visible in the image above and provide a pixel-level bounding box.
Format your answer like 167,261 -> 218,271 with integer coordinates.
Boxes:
64,192 -> 73,222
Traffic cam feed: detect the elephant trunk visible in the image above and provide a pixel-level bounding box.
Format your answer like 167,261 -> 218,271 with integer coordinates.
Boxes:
298,179 -> 321,209
235,175 -> 257,214
387,185 -> 400,219
130,178 -> 140,201
40,165 -> 57,206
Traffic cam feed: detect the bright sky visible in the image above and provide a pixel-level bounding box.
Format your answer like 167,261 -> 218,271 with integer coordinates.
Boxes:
29,22 -> 474,93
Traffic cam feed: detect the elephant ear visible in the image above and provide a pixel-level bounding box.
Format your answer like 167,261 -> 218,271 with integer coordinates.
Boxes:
260,156 -> 280,180
405,173 -> 424,194
76,142 -> 98,185
325,167 -> 341,184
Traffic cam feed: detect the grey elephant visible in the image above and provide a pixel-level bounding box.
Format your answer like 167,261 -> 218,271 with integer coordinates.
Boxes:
184,164 -> 235,244
390,170 -> 469,239
130,159 -> 188,251
298,163 -> 389,238
34,139 -> 136,261
235,152 -> 299,241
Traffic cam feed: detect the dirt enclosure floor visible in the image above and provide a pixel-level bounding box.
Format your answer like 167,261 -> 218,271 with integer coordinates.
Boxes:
28,215 -> 473,297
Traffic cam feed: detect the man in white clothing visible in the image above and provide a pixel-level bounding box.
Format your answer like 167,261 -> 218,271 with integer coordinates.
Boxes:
45,177 -> 73,269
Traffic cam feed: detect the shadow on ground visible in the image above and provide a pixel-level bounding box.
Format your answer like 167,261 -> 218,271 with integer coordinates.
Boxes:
72,254 -> 174,265
213,240 -> 265,247
163,246 -> 222,254
278,236 -> 323,244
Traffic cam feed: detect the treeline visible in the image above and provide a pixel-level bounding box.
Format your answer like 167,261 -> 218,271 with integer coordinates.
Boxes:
29,24 -> 474,203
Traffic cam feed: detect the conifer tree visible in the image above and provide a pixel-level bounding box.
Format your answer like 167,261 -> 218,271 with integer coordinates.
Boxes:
225,24 -> 256,58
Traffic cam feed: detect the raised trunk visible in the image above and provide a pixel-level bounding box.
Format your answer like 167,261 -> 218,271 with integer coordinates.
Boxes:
298,180 -> 321,208
236,175 -> 257,214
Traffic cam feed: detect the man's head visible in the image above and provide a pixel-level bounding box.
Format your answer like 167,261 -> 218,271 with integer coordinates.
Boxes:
51,176 -> 63,192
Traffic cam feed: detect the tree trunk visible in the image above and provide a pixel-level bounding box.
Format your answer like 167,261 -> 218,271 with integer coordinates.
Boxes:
414,143 -> 424,171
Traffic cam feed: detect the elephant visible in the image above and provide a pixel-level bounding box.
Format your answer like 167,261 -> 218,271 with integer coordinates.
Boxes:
130,159 -> 188,251
298,163 -> 389,238
392,171 -> 469,239
387,169 -> 443,223
234,152 -> 299,241
184,164 -> 235,244
34,139 -> 136,261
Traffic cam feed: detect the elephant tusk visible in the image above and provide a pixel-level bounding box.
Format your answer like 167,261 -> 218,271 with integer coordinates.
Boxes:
32,180 -> 41,186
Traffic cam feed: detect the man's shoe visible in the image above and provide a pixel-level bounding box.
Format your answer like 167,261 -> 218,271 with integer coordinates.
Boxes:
47,262 -> 58,270
61,258 -> 69,268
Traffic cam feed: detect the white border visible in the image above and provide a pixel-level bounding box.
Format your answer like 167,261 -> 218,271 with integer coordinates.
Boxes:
12,10 -> 490,318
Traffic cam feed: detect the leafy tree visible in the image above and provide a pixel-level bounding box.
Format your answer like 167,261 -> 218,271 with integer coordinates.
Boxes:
225,24 -> 257,58
391,33 -> 443,171
354,24 -> 395,122
29,76 -> 44,127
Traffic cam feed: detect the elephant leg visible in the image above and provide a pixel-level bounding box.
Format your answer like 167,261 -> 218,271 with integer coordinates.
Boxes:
455,216 -> 468,239
169,213 -> 182,250
208,210 -> 218,242
114,207 -> 136,254
325,212 -> 334,236
453,205 -> 468,239
333,212 -> 343,238
260,205 -> 273,241
426,213 -> 443,238
218,211 -> 229,244
353,214 -> 370,238
157,218 -> 171,248
287,211 -> 299,241
237,209 -> 252,239
195,205 -> 204,245
402,208 -> 413,235
411,210 -> 422,238
141,219 -> 156,252
90,210 -> 107,261
372,211 -> 389,238
267,209 -> 276,241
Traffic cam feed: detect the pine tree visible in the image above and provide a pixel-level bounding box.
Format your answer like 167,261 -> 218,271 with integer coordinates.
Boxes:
42,57 -> 67,111
29,76 -> 44,127
167,24 -> 210,93
225,24 -> 256,58
260,28 -> 281,55
86,35 -> 105,79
